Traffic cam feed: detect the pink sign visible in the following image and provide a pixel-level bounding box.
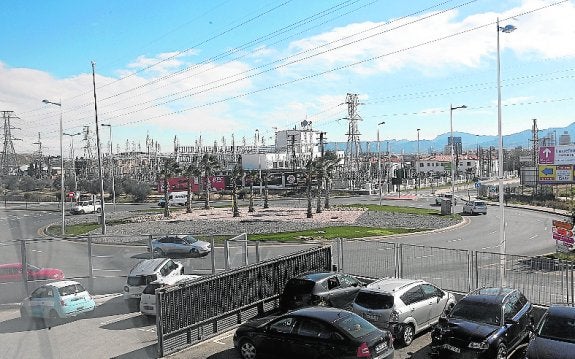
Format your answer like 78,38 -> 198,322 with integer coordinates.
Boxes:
539,146 -> 554,164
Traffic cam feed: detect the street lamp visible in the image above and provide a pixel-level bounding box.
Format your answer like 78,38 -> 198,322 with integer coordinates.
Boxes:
497,18 -> 516,286
63,132 -> 81,194
416,128 -> 421,195
92,61 -> 106,234
42,99 -> 65,236
377,122 -> 385,205
101,124 -> 116,211
450,104 -> 467,215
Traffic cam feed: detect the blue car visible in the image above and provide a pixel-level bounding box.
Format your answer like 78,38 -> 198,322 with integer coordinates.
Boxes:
20,280 -> 96,320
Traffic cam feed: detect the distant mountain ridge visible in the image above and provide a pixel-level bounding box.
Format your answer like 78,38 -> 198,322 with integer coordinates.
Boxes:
325,122 -> 575,155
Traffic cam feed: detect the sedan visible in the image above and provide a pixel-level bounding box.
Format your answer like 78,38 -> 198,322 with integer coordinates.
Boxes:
0,263 -> 65,282
20,280 -> 96,321
525,304 -> 575,359
233,307 -> 394,359
149,235 -> 211,257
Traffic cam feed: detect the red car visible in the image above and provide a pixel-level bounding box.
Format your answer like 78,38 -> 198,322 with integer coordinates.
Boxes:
0,263 -> 65,282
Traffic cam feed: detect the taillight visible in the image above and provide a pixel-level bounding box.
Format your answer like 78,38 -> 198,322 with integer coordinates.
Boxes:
124,286 -> 129,292
356,342 -> 370,358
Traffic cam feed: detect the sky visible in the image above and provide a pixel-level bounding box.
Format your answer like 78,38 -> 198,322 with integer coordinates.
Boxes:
0,0 -> 574,156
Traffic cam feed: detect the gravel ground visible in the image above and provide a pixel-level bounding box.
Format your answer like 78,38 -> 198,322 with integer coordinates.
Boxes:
66,206 -> 460,239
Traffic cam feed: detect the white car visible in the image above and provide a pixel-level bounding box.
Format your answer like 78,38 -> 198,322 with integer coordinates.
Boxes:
149,235 -> 211,257
140,274 -> 201,317
123,258 -> 184,303
435,193 -> 456,206
70,200 -> 102,215
20,280 -> 96,320
462,200 -> 487,215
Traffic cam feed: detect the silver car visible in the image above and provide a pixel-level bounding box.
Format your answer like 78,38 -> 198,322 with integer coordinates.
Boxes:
351,278 -> 456,347
462,200 -> 487,215
149,235 -> 211,257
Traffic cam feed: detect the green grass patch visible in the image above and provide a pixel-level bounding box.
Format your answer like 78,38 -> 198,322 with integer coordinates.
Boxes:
249,226 -> 424,242
46,223 -> 101,237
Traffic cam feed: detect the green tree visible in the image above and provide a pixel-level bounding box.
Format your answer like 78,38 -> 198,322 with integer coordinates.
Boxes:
199,154 -> 220,209
246,170 -> 258,213
158,158 -> 181,217
182,162 -> 200,213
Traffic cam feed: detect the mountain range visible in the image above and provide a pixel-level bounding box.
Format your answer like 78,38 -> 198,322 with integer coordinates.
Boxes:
325,122 -> 575,155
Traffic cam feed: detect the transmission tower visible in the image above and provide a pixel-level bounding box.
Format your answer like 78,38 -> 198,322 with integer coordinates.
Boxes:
343,93 -> 363,189
32,132 -> 44,178
82,126 -> 94,159
1,111 -> 21,175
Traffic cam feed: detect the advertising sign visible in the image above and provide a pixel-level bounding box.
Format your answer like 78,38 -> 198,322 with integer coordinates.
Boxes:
552,220 -> 574,252
539,145 -> 575,165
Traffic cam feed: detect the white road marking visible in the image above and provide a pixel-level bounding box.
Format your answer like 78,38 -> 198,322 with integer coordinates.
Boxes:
93,255 -> 113,258
528,235 -> 538,240
30,249 -> 42,253
449,238 -> 462,242
213,332 -> 235,345
92,268 -> 122,272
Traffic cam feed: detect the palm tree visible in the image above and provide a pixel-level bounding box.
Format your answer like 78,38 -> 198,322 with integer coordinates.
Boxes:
305,158 -> 314,218
230,155 -> 244,217
321,151 -> 339,209
182,162 -> 200,213
263,170 -> 269,209
199,154 -> 221,209
158,158 -> 181,218
246,170 -> 258,213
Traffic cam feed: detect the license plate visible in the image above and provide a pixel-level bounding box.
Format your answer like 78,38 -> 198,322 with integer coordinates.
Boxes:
365,313 -> 379,321
375,342 -> 388,352
443,344 -> 461,353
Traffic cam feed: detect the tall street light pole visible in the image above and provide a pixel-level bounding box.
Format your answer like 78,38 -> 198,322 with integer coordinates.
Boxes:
101,124 -> 116,211
450,104 -> 467,215
42,99 -> 65,236
377,122 -> 385,205
416,128 -> 421,195
497,18 -> 516,286
63,132 -> 81,194
256,129 -> 262,203
92,61 -> 106,234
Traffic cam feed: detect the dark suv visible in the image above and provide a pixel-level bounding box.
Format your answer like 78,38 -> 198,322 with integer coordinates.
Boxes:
431,287 -> 532,358
279,272 -> 364,312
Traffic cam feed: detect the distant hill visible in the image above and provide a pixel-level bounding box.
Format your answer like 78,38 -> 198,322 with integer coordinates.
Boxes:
325,122 -> 575,154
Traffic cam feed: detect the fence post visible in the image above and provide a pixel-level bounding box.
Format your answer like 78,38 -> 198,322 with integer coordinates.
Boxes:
149,235 -> 154,259
156,291 -> 165,358
396,244 -> 403,278
211,237 -> 216,274
224,240 -> 230,271
339,238 -> 344,272
474,251 -> 479,290
20,240 -> 29,296
467,250 -> 472,292
255,241 -> 261,263
244,233 -> 249,267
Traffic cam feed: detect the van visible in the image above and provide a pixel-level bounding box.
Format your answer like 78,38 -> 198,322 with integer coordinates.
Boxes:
158,191 -> 188,207
123,258 -> 184,303
140,274 -> 201,317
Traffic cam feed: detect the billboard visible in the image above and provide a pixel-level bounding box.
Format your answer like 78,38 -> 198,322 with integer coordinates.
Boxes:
552,220 -> 574,252
157,176 -> 228,193
538,145 -> 575,184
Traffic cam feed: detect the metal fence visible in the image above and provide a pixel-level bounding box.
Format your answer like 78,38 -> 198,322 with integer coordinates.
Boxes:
156,245 -> 332,357
333,238 -> 575,307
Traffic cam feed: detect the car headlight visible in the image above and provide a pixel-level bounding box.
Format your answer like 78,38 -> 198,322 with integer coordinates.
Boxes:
468,341 -> 489,350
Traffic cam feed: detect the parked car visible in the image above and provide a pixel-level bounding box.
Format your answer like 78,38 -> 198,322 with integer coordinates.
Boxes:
123,258 -> 184,303
140,274 -> 201,317
149,235 -> 211,257
0,263 -> 64,282
431,287 -> 532,358
351,278 -> 456,346
233,306 -> 395,359
525,304 -> 575,359
70,200 -> 101,215
20,280 -> 96,320
279,271 -> 365,312
435,193 -> 456,205
462,200 -> 487,215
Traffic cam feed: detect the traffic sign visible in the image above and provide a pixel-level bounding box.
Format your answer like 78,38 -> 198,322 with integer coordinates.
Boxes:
474,182 -> 481,189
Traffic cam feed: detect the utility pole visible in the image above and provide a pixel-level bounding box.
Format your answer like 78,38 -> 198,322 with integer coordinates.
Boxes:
1,111 -> 21,175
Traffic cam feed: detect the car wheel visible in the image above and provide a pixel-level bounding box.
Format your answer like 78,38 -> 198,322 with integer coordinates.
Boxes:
238,339 -> 257,359
400,324 -> 415,347
190,248 -> 199,256
96,208 -> 102,213
496,343 -> 507,359
153,248 -> 165,257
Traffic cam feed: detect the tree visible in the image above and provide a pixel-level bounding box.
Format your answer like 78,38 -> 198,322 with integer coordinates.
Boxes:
263,170 -> 270,209
230,155 -> 244,217
318,151 -> 339,209
158,158 -> 181,217
246,170 -> 258,213
182,162 -> 200,213
305,158 -> 314,218
121,178 -> 150,203
199,154 -> 220,209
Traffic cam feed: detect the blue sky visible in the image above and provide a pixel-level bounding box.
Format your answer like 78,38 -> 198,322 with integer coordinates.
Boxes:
1,0 -> 574,156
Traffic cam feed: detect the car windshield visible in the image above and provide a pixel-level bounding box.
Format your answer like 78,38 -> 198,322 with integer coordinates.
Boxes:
283,279 -> 315,296
183,236 -> 198,244
449,301 -> 501,326
354,291 -> 394,310
335,314 -> 378,339
538,314 -> 575,343
127,275 -> 158,286
475,201 -> 486,206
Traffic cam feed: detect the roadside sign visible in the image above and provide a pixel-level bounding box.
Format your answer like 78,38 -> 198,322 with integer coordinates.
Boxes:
474,182 -> 481,189
539,146 -> 554,164
553,220 -> 574,252
519,155 -> 532,163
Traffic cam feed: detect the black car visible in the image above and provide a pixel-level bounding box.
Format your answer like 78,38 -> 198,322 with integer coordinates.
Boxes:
431,287 -> 532,358
233,307 -> 394,359
279,271 -> 364,312
525,304 -> 575,359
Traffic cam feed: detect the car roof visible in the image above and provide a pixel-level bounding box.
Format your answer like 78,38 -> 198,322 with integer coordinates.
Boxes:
129,258 -> 172,275
45,280 -> 82,288
293,271 -> 337,282
290,306 -> 352,323
547,304 -> 575,319
366,278 -> 423,293
462,287 -> 516,304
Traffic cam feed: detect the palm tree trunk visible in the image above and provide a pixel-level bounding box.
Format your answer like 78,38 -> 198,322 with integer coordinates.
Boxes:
186,177 -> 192,213
248,183 -> 254,212
163,178 -> 170,218
232,181 -> 240,217
324,178 -> 331,209
306,178 -> 313,218
204,176 -> 210,209
316,175 -> 322,213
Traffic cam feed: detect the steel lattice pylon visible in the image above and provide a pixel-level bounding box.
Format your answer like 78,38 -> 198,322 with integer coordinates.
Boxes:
343,93 -> 362,189
1,111 -> 20,175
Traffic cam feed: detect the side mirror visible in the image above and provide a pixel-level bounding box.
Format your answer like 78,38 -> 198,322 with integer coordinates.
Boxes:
504,317 -> 517,325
